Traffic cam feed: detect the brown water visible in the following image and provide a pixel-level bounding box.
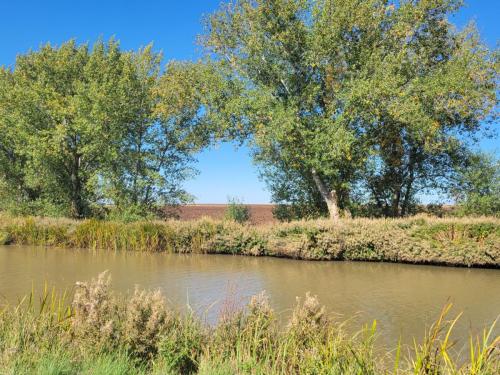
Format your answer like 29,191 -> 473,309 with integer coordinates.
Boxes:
1,245 -> 499,350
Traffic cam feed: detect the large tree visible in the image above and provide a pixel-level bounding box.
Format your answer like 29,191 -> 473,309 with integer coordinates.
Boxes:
100,54 -> 213,212
0,40 -> 212,218
0,40 -> 132,217
203,0 -> 497,222
351,5 -> 497,217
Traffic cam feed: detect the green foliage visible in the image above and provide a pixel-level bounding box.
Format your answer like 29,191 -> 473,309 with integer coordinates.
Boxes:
105,204 -> 157,223
80,352 -> 141,375
224,197 -> 250,223
157,314 -> 204,374
453,153 -> 500,216
1,215 -> 498,267
202,0 -> 498,219
0,40 -> 211,219
261,163 -> 329,221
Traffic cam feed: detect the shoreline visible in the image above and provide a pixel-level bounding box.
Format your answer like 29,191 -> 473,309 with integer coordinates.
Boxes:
0,215 -> 498,268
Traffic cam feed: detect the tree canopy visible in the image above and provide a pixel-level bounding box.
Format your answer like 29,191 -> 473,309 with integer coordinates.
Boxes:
0,40 -> 211,218
452,152 -> 500,216
0,1 -> 498,221
202,0 -> 498,221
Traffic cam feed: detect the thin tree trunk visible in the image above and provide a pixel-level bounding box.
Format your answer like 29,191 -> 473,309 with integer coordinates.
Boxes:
401,149 -> 415,216
391,187 -> 401,217
311,169 -> 340,223
70,150 -> 83,218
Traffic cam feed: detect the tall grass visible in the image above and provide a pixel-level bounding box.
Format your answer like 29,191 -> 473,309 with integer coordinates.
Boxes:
0,274 -> 498,374
0,214 -> 498,267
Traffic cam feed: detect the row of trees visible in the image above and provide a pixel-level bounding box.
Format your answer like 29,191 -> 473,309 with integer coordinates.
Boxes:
0,0 -> 498,221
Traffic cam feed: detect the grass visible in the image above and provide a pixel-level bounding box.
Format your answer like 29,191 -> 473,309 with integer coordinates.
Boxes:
0,214 -> 498,267
0,273 -> 498,374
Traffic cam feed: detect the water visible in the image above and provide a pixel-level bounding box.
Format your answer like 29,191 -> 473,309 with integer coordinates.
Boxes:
1,245 -> 499,350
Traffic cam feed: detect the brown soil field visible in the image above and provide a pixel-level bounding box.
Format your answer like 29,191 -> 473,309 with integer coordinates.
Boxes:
165,204 -> 277,224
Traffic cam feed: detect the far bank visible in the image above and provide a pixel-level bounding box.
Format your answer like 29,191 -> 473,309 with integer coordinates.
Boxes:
0,215 -> 498,268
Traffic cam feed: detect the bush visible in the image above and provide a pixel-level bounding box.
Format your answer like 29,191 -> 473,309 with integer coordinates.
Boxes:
124,288 -> 169,360
157,315 -> 204,374
71,271 -> 118,349
0,214 -> 499,267
224,197 -> 250,224
105,204 -> 157,223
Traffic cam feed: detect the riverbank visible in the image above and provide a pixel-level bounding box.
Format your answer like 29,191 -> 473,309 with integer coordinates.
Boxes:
0,273 -> 498,374
0,215 -> 498,267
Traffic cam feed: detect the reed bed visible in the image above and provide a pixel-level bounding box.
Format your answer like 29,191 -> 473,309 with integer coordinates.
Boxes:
0,273 -> 498,374
0,214 -> 498,267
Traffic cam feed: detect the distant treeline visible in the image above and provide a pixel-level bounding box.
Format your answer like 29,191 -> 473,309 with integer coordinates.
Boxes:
0,0 -> 498,221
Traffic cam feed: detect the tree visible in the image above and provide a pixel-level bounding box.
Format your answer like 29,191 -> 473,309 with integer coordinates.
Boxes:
0,40 -> 214,218
0,67 -> 38,213
100,55 -> 211,213
224,196 -> 250,223
452,153 -> 499,216
1,40 -> 132,217
361,140 -> 470,217
260,160 -> 328,221
202,0 -> 497,222
353,4 -> 497,217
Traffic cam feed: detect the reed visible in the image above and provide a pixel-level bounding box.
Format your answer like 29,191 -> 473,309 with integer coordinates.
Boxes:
0,274 -> 498,374
0,214 -> 499,267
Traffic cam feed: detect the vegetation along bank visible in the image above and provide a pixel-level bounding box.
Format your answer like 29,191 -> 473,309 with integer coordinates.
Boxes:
0,215 -> 498,268
0,272 -> 498,374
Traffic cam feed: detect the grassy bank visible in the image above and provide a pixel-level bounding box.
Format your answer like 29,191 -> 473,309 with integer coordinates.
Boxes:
0,273 -> 498,374
0,215 -> 499,267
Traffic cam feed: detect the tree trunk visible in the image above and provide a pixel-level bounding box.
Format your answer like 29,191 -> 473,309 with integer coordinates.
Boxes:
401,148 -> 415,217
391,187 -> 401,217
401,184 -> 411,216
70,152 -> 84,218
311,169 -> 340,223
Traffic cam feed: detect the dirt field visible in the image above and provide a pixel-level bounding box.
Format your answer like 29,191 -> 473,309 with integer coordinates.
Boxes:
165,204 -> 277,225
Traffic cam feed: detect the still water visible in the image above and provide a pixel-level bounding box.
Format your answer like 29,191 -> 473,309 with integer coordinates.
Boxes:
1,245 -> 499,350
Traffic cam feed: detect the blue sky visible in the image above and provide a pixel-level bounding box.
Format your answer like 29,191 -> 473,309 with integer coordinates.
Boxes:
0,0 -> 498,203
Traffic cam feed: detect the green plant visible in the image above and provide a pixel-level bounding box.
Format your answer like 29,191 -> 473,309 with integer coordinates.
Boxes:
224,197 -> 250,224
124,288 -> 169,360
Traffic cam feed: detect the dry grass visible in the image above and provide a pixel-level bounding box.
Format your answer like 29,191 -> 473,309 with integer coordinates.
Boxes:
0,274 -> 498,374
0,214 -> 499,267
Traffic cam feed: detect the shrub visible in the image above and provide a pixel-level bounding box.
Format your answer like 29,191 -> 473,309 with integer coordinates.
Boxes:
0,229 -> 11,245
1,275 -> 499,374
157,314 -> 204,374
71,271 -> 118,349
105,204 -> 157,223
224,197 -> 250,224
0,214 -> 498,267
124,288 -> 169,360
287,292 -> 327,343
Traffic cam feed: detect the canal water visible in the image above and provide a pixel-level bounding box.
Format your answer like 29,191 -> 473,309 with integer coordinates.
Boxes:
1,245 -> 498,351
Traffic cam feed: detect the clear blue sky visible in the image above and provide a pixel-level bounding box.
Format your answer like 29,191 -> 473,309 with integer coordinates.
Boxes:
0,0 -> 498,203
